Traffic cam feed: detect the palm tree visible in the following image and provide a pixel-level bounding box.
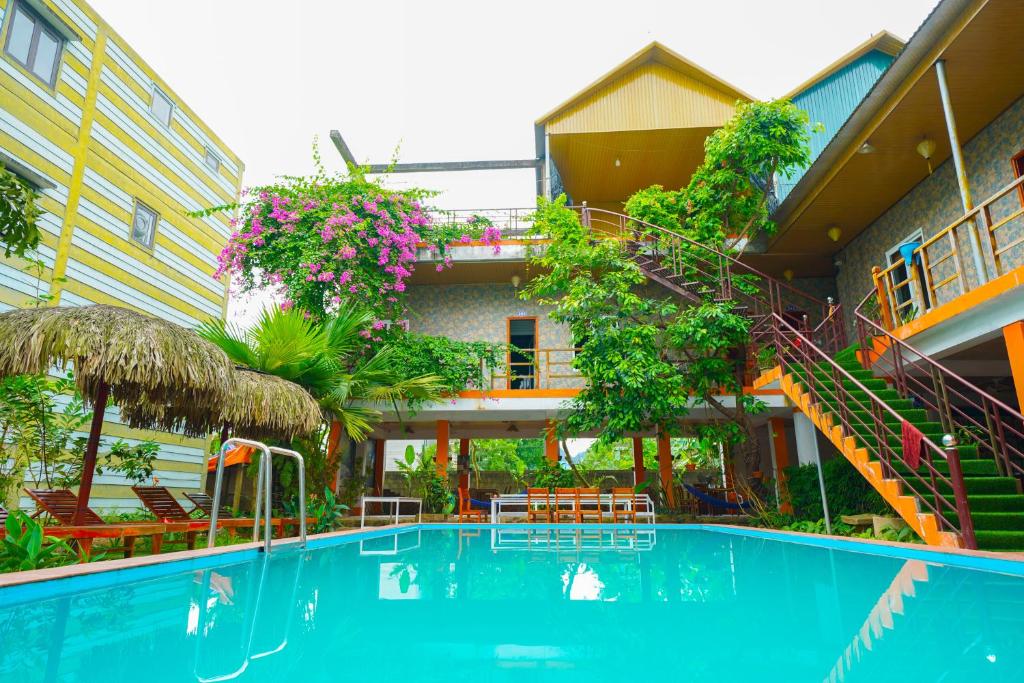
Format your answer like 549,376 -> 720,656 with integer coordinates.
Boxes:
197,305 -> 443,441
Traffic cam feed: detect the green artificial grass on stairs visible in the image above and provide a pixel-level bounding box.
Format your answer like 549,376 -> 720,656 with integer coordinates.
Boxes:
792,343 -> 1024,552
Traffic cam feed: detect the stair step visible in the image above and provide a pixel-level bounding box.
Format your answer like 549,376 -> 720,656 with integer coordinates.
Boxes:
922,494 -> 1024,512
974,530 -> 1024,551
942,511 -> 1024,531
892,458 -> 999,476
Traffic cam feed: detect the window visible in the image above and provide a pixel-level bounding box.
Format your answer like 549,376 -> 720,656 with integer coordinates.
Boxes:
150,86 -> 173,126
203,147 -> 220,173
885,229 -> 929,315
1012,149 -> 1024,206
507,317 -> 537,390
130,201 -> 158,247
3,0 -> 64,87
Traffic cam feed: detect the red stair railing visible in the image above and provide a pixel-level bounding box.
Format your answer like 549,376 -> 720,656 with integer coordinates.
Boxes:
578,205 -> 847,355
774,312 -> 976,547
854,292 -> 1024,487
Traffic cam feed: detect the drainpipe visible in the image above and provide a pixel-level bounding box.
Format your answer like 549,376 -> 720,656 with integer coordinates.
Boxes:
935,59 -> 989,284
544,131 -> 552,200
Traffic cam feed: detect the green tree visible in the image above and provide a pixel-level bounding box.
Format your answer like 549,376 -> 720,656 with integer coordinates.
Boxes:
0,165 -> 40,258
523,101 -> 812,483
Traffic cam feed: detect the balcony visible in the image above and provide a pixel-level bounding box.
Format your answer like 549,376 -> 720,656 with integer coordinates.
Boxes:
872,174 -> 1024,332
477,347 -> 585,393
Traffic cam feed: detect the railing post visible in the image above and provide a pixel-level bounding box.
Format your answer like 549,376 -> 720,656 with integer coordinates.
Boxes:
943,434 -> 977,549
872,266 -> 896,331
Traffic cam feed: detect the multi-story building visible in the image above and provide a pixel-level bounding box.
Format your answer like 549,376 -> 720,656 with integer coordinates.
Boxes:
359,0 -> 1024,551
0,0 -> 242,509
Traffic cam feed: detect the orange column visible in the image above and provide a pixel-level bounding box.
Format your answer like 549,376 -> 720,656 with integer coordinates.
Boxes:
373,439 -> 386,496
458,438 -> 470,491
657,429 -> 675,508
1004,322 -> 1024,412
435,420 -> 450,477
544,419 -> 559,463
632,437 -> 646,485
769,418 -> 793,514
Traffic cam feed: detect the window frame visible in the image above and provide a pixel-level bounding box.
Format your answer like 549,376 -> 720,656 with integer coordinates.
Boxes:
203,146 -> 221,173
1011,149 -> 1024,207
130,199 -> 159,249
2,0 -> 65,89
149,85 -> 174,127
506,315 -> 539,390
884,228 -> 927,313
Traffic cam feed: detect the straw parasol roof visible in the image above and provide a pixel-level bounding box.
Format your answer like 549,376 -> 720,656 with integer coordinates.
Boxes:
121,366 -> 323,441
0,304 -> 234,410
0,304 -> 238,522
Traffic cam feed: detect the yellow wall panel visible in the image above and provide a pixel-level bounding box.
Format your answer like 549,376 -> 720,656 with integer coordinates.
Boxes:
548,63 -> 738,135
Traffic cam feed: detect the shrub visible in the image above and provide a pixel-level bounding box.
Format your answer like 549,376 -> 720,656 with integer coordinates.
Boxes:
785,456 -> 890,520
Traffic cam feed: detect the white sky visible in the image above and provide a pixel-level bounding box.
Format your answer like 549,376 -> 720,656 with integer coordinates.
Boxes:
92,0 -> 938,209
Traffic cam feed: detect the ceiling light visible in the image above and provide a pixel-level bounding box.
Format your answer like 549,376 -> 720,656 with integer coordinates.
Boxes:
614,158 -> 621,167
783,269 -> 794,282
827,226 -> 842,242
858,141 -> 876,154
506,423 -> 520,433
511,274 -> 521,288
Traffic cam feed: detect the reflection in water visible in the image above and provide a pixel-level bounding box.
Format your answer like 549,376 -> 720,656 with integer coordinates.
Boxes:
1,529 -> 1023,682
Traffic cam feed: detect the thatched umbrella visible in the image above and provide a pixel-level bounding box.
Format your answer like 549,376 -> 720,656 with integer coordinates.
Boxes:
0,305 -> 235,523
120,366 -> 322,442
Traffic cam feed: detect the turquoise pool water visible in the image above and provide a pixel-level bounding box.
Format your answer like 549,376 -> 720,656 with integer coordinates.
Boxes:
1,526 -> 1023,682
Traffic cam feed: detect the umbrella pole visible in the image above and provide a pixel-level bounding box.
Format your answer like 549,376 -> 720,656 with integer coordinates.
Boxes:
76,381 -> 109,525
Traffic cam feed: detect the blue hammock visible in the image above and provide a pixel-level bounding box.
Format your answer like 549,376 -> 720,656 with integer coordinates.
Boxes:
684,484 -> 752,511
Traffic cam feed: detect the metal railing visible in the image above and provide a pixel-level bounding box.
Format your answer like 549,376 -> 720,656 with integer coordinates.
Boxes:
773,312 -> 975,547
428,207 -> 538,240
872,174 -> 1024,328
579,205 -> 847,355
855,291 -> 1024,488
209,437 -> 307,553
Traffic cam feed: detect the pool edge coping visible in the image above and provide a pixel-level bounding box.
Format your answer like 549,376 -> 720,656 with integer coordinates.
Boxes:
2,521 -> 1022,591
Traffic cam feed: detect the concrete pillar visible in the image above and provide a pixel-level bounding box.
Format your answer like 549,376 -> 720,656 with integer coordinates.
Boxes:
435,420 -> 450,477
768,417 -> 793,513
632,437 -> 646,486
657,429 -> 675,508
793,412 -> 821,466
373,439 -> 386,496
544,419 -> 559,463
458,438 -> 471,491
1003,321 -> 1024,411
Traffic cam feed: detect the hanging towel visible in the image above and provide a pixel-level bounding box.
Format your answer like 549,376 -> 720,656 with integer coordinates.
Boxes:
902,420 -> 924,470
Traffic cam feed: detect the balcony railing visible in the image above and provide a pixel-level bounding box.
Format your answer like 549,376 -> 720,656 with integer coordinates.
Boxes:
482,348 -> 585,391
429,208 -> 538,240
873,174 -> 1024,329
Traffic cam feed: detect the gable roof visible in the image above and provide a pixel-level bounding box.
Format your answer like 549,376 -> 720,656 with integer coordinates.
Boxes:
782,31 -> 906,101
535,41 -> 755,126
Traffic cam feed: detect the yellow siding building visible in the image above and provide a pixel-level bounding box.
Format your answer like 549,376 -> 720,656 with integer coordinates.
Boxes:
0,0 -> 243,510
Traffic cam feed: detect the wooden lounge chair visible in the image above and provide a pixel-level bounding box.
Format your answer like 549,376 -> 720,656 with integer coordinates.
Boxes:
526,487 -> 552,523
457,488 -> 487,522
132,486 -> 255,541
23,489 -> 187,558
576,487 -> 603,523
611,487 -> 638,523
553,487 -> 577,523
184,491 -> 296,536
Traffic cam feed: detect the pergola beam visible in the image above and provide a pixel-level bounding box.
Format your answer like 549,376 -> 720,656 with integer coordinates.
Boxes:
329,129 -> 542,174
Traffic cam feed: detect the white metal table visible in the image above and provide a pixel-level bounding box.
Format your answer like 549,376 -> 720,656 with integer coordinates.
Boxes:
489,493 -> 655,524
359,496 -> 423,527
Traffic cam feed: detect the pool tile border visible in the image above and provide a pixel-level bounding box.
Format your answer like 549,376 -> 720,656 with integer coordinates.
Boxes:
2,521 -> 1023,599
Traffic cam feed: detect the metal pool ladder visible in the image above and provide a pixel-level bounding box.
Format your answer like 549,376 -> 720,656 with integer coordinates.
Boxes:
208,437 -> 307,552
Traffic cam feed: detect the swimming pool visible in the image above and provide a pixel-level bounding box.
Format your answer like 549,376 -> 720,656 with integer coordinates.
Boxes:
1,525 -> 1023,682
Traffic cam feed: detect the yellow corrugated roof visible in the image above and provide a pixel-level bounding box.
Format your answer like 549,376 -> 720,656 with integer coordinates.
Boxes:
535,41 -> 755,126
